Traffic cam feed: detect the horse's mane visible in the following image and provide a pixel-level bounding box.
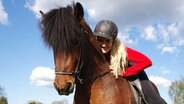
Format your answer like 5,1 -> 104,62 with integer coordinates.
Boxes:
40,4 -> 86,52
40,2 -> 108,66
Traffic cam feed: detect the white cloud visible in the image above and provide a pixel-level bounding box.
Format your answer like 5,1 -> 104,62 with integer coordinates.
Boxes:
87,9 -> 96,18
143,26 -> 157,41
118,32 -> 138,46
0,0 -> 8,25
173,21 -> 184,46
26,0 -> 184,54
157,44 -> 178,54
26,0 -> 184,26
81,0 -> 184,27
149,76 -> 172,87
162,70 -> 171,74
159,66 -> 171,74
30,66 -> 55,87
143,22 -> 184,54
25,0 -> 72,18
161,46 -> 177,54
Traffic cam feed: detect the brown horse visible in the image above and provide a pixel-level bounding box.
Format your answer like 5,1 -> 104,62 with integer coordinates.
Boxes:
40,2 -> 136,104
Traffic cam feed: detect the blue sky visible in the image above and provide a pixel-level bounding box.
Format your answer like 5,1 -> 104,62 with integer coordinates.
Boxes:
0,0 -> 184,104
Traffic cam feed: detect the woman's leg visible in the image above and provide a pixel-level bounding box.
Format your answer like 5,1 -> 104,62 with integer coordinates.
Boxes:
138,71 -> 167,104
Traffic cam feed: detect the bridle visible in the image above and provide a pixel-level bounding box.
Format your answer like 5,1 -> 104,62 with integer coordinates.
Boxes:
54,23 -> 111,84
54,21 -> 86,77
55,40 -> 84,77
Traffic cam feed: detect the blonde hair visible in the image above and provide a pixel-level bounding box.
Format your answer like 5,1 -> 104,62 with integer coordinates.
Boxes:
110,38 -> 127,78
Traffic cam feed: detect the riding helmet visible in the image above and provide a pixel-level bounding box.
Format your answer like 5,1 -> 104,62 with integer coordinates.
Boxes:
94,20 -> 118,39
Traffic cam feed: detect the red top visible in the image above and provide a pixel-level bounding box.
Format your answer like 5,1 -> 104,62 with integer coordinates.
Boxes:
122,47 -> 152,77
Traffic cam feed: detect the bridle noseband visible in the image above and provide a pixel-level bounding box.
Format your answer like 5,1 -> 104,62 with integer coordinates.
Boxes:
55,40 -> 84,77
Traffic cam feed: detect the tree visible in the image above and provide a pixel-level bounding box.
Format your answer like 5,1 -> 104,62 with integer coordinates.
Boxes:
51,99 -> 68,104
0,86 -> 8,104
0,96 -> 8,104
169,77 -> 184,104
0,86 -> 4,96
27,100 -> 42,104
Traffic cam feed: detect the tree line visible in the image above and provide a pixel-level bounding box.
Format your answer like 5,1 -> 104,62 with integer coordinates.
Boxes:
0,86 -> 8,104
169,76 -> 184,104
0,86 -> 68,104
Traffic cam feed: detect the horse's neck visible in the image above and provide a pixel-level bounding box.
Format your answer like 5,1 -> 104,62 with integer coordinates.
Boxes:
80,41 -> 110,82
82,57 -> 109,78
75,75 -> 134,104
89,35 -> 103,56
75,63 -> 111,104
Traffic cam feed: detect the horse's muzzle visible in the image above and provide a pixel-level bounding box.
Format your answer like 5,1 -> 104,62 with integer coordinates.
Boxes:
54,82 -> 74,95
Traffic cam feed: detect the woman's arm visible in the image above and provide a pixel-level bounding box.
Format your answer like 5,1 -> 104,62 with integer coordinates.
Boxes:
122,47 -> 152,77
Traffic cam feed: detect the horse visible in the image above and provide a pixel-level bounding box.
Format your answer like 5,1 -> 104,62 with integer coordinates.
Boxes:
40,2 -> 137,104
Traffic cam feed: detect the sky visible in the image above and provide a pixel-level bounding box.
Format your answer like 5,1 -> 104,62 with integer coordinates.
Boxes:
0,0 -> 184,104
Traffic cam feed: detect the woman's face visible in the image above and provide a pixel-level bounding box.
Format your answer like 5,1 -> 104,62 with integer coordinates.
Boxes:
96,36 -> 113,54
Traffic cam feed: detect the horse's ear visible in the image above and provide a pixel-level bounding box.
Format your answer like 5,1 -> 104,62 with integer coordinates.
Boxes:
39,10 -> 45,16
74,2 -> 84,22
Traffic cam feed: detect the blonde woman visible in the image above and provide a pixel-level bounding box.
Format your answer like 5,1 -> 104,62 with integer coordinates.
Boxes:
94,20 -> 167,104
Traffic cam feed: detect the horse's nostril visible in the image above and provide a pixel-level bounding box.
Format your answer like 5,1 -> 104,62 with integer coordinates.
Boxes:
53,83 -> 57,89
54,81 -> 74,95
65,82 -> 72,92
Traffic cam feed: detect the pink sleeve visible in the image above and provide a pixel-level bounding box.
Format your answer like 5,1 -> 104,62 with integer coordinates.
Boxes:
122,47 -> 152,77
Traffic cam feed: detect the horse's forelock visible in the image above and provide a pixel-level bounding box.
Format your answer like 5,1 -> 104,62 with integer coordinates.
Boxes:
40,2 -> 105,64
40,5 -> 83,52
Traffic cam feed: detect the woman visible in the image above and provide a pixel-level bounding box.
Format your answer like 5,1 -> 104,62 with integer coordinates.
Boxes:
94,19 -> 167,104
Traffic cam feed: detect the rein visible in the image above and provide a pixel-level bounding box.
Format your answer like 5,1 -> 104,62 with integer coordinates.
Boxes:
77,70 -> 111,84
55,38 -> 111,84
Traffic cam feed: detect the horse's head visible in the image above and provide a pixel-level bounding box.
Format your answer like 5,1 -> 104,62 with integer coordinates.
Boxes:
40,2 -> 98,95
